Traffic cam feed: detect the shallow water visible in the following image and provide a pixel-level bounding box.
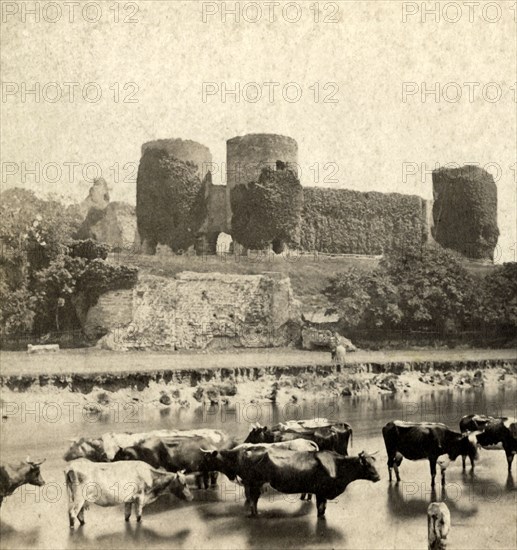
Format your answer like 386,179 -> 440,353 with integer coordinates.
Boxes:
1,386 -> 515,549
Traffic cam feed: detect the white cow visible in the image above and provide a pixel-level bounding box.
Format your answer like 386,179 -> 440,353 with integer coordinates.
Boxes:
64,459 -> 192,528
234,439 -> 319,452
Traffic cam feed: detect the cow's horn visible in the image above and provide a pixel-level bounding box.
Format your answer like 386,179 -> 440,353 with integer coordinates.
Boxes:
200,447 -> 216,453
369,451 -> 379,456
26,455 -> 31,463
32,458 -> 46,466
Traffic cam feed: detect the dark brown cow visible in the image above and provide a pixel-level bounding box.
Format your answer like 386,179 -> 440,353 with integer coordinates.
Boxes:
382,421 -> 478,486
202,447 -> 380,517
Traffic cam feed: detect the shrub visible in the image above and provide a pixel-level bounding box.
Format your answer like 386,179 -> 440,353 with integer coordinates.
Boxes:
325,244 -> 478,333
68,239 -> 110,261
481,262 -> 517,330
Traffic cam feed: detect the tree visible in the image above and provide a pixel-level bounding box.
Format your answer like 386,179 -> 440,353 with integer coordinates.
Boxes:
231,166 -> 303,252
481,262 -> 517,331
325,244 -> 478,333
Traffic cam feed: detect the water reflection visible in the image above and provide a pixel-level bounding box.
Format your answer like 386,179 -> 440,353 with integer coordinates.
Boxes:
0,386 -> 515,549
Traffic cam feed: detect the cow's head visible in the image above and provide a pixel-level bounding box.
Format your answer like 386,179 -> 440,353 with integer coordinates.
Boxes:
64,437 -> 108,462
24,457 -> 46,487
244,423 -> 270,444
200,449 -> 240,481
357,451 -> 380,482
449,432 -> 479,462
169,471 -> 193,502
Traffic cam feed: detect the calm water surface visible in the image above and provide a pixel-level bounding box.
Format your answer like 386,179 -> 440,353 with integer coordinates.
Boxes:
1,386 -> 515,549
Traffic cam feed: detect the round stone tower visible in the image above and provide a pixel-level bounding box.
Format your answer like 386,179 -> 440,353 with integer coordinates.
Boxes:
141,138 -> 212,178
136,138 -> 212,254
226,133 -> 298,228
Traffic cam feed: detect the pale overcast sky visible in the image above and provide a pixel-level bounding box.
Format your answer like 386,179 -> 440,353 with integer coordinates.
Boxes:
1,1 -> 515,261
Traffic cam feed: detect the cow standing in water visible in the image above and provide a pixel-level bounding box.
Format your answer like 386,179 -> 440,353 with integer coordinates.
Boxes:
460,415 -> 517,472
0,457 -> 46,508
245,419 -> 353,501
64,459 -> 192,528
382,421 -> 478,486
202,447 -> 380,518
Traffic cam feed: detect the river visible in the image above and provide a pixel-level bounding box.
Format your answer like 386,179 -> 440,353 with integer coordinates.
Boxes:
1,386 -> 515,549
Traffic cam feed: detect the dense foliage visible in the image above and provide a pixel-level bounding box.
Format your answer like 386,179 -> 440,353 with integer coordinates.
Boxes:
300,188 -> 426,254
481,262 -> 517,330
231,167 -> 303,251
136,149 -> 207,253
0,189 -> 137,339
325,245 -> 515,338
432,166 -> 499,260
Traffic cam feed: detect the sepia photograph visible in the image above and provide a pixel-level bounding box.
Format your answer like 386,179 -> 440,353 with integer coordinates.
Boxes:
0,1 -> 516,549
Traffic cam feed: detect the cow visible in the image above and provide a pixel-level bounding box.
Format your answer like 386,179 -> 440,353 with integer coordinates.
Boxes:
459,414 -> 496,469
461,416 -> 517,472
233,438 -> 319,501
64,458 -> 193,528
244,419 -> 353,457
201,447 -> 380,518
382,420 -> 479,486
113,434 -> 236,489
0,457 -> 46,508
64,429 -> 234,487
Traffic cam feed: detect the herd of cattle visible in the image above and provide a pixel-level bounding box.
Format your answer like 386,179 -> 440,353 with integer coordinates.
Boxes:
0,414 -> 515,528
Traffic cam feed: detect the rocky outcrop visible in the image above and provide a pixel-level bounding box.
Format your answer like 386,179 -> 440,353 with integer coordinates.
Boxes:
301,327 -> 357,351
96,271 -> 302,350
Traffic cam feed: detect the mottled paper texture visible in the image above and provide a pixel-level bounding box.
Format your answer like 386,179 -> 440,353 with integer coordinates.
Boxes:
1,2 -> 516,549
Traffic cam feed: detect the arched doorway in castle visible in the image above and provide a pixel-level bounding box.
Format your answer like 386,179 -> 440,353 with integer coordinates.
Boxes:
216,232 -> 233,255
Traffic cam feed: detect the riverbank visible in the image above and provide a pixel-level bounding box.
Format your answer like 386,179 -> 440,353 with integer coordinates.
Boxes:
1,349 -> 515,419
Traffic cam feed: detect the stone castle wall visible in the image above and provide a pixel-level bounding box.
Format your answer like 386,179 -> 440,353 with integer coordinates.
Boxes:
133,134 -> 497,261
142,139 -> 212,178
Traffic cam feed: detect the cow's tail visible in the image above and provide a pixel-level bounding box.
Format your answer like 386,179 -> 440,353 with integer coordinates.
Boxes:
349,427 -> 353,450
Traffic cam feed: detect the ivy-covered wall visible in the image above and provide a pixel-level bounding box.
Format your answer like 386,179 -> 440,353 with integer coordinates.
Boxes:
300,187 -> 428,254
432,166 -> 499,261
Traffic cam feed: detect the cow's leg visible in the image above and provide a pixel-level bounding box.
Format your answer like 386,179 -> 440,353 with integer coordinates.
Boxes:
77,505 -> 86,526
125,502 -> 132,522
243,485 -> 251,509
429,458 -> 437,487
68,501 -> 84,529
393,452 -> 402,482
462,454 -> 466,470
202,471 -> 210,490
210,471 -> 218,488
506,450 -> 515,472
195,474 -> 203,489
0,496 -> 3,508
135,496 -> 144,523
316,495 -> 327,518
300,493 -> 306,500
248,485 -> 261,517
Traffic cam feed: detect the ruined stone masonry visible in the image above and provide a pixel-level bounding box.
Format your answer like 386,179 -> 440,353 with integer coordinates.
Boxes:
91,271 -> 302,350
